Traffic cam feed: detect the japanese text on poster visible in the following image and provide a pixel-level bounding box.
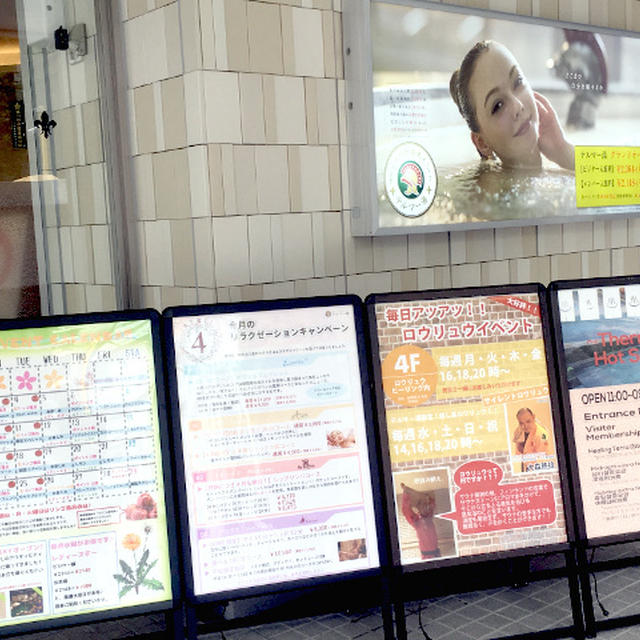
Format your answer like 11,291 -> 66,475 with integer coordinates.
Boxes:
172,305 -> 379,595
557,284 -> 640,539
374,293 -> 567,566
576,146 -> 640,207
0,320 -> 172,629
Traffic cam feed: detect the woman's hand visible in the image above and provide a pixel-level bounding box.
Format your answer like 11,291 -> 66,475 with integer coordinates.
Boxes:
535,92 -> 575,171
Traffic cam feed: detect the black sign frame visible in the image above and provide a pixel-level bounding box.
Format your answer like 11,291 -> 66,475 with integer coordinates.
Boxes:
0,309 -> 180,638
549,275 -> 640,548
162,295 -> 390,606
366,283 -> 576,573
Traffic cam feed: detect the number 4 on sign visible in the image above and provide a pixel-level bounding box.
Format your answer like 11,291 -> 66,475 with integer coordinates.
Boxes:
192,332 -> 206,353
394,353 -> 421,374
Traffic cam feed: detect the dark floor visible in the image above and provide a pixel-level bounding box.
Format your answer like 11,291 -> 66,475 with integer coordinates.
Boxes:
16,544 -> 640,639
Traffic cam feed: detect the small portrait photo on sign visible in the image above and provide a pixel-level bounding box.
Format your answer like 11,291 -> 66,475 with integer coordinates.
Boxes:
393,469 -> 455,563
508,399 -> 557,474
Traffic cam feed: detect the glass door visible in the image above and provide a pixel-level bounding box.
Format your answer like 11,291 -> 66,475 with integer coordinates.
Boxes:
1,0 -> 121,318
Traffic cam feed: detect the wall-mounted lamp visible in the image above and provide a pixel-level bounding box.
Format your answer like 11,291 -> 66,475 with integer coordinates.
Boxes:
53,25 -> 68,50
53,23 -> 87,63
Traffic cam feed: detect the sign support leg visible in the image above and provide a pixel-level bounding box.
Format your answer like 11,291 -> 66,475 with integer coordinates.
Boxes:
576,546 -> 596,638
185,603 -> 199,640
566,549 -> 586,640
165,605 -> 185,640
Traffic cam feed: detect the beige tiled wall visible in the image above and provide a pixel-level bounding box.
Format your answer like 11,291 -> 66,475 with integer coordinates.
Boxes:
39,0 -> 116,314
118,0 -> 640,311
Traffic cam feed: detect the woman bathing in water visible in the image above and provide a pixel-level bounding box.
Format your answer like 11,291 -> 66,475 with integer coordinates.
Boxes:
450,40 -> 575,171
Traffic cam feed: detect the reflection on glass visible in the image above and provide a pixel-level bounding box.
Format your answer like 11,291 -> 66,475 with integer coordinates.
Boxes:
0,1 -> 39,317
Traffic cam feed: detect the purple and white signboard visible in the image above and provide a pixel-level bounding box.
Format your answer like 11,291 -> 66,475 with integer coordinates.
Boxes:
170,304 -> 379,595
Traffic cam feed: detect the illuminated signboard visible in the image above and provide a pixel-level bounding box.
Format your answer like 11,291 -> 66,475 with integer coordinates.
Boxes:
0,314 -> 175,632
344,1 -> 640,235
551,278 -> 640,541
166,299 -> 381,598
368,287 -> 569,566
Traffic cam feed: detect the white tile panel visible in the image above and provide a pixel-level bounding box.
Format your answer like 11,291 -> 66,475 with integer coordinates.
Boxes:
200,0 -> 216,69
184,71 -> 206,146
132,154 -> 156,220
144,219 -> 174,286
255,146 -> 290,213
188,146 -> 211,218
232,146 -> 258,214
373,236 -> 408,272
248,215 -> 273,283
180,0 -> 203,72
204,71 -> 242,143
247,1 -> 283,73
70,226 -> 94,283
164,3 -> 183,78
59,226 -> 74,282
291,146 -> 330,212
91,225 -> 113,285
193,217 -> 214,289
263,281 -> 295,299
312,211 -> 343,277
346,272 -> 392,299
239,73 -> 266,143
45,228 -> 62,283
212,216 -> 250,286
290,7 -> 324,77
273,76 -> 307,144
280,213 -> 314,280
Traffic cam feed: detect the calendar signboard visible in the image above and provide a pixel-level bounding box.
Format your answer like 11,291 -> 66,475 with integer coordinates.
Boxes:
0,312 -> 176,634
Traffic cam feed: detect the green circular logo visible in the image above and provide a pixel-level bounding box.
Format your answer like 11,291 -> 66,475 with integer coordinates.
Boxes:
385,143 -> 437,218
398,161 -> 424,199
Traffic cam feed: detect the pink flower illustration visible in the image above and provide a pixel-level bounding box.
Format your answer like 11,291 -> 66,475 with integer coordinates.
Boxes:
16,372 -> 36,391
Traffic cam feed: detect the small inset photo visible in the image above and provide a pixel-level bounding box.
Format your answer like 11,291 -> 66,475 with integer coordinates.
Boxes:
124,492 -> 158,520
10,586 -> 43,618
326,429 -> 355,449
394,468 -> 455,564
337,538 -> 367,561
507,398 -> 556,474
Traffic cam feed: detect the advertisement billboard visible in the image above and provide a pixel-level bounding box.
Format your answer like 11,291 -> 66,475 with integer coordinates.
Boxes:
345,0 -> 640,235
166,299 -> 381,599
0,314 -> 174,633
551,278 -> 640,542
368,287 -> 569,567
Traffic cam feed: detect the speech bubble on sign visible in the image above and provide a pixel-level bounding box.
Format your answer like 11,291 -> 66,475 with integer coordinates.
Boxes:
438,460 -> 556,535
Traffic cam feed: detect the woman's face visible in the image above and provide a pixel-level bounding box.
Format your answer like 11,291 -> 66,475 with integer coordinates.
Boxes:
468,44 -> 540,167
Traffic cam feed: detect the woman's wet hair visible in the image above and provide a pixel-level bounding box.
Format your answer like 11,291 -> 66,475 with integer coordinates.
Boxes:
450,40 -> 491,133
